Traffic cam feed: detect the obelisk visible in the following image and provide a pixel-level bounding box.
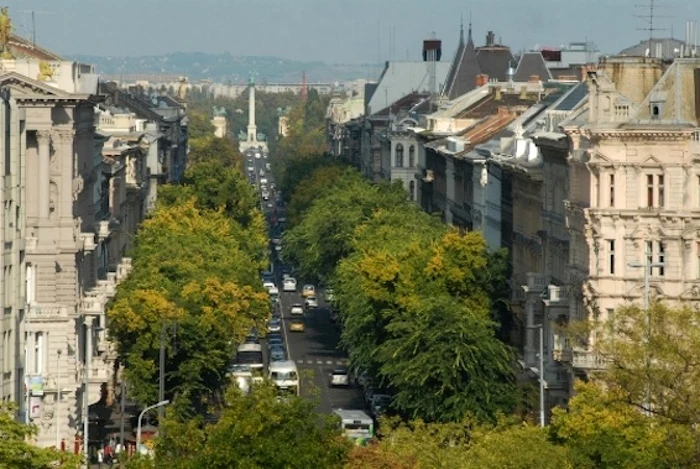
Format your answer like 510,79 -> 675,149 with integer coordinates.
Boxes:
246,71 -> 257,143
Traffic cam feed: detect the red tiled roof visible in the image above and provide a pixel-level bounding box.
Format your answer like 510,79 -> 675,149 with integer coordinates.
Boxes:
8,34 -> 64,61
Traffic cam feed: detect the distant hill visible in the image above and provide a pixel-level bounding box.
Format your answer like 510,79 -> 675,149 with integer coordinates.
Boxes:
69,52 -> 378,83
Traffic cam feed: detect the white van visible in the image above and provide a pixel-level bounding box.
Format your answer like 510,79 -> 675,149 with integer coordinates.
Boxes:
268,360 -> 299,396
236,343 -> 264,383
333,409 -> 374,444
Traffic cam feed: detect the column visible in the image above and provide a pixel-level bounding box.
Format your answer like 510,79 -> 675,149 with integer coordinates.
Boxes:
56,129 -> 76,220
37,130 -> 52,220
247,85 -> 257,142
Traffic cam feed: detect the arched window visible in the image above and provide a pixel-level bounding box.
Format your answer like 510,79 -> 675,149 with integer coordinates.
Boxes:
409,180 -> 415,201
395,144 -> 404,168
408,145 -> 416,167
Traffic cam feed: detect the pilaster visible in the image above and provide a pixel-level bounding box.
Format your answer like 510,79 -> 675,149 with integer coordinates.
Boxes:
37,130 -> 52,221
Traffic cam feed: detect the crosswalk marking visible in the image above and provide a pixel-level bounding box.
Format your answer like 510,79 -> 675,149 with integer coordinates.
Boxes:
296,359 -> 348,366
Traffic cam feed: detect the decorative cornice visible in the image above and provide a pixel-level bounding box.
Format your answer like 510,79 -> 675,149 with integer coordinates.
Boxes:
586,128 -> 693,141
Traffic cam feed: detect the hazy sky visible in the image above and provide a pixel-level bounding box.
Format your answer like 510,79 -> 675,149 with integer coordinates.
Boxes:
5,0 -> 699,63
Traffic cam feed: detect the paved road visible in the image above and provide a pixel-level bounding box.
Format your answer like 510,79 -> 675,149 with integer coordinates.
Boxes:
278,291 -> 365,414
245,148 -> 364,415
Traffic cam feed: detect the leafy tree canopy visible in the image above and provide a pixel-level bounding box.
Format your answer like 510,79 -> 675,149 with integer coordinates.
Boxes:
187,110 -> 216,141
0,404 -> 81,468
138,385 -> 350,469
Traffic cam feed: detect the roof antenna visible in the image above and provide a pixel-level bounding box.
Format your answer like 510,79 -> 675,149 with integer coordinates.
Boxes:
634,0 -> 671,58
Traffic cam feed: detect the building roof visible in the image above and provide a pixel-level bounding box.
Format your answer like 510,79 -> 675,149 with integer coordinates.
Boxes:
455,90 -> 539,120
366,61 -> 451,115
513,52 -> 552,82
442,23 -> 481,100
476,46 -> 514,82
618,38 -> 689,61
8,34 -> 64,61
372,91 -> 430,117
626,58 -> 700,127
552,81 -> 588,111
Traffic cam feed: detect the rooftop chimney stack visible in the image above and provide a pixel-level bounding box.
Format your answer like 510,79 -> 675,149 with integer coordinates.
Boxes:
423,36 -> 442,100
486,31 -> 496,47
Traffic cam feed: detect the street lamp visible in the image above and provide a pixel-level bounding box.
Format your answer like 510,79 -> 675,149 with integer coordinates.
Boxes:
627,247 -> 664,311
627,247 -> 664,415
136,399 -> 170,454
526,324 -> 546,428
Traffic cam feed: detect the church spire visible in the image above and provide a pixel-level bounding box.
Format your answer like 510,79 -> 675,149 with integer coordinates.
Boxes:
467,11 -> 473,44
459,14 -> 464,46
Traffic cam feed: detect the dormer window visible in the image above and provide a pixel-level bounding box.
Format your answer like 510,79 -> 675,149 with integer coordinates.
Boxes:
650,102 -> 662,119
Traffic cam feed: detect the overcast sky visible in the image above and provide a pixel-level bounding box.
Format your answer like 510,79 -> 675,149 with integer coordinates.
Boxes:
5,0 -> 698,63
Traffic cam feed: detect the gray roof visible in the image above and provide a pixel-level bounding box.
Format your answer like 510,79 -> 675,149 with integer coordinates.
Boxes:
476,47 -> 515,82
367,61 -> 451,115
618,38 -> 689,61
514,52 -> 552,82
553,81 -> 588,111
443,26 -> 481,100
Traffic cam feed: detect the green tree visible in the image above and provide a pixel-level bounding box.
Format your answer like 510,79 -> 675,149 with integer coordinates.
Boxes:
150,385 -> 350,469
550,381 -> 700,468
187,110 -> 216,141
187,136 -> 241,168
108,201 -> 268,413
282,173 -> 407,281
287,164 -> 349,224
0,404 -> 81,468
589,302 -> 700,424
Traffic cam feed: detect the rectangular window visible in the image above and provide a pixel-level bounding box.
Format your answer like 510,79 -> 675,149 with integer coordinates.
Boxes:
657,175 -> 665,207
657,242 -> 665,277
609,174 -> 615,207
646,240 -> 653,267
608,239 -> 615,275
647,175 -> 654,207
34,332 -> 43,375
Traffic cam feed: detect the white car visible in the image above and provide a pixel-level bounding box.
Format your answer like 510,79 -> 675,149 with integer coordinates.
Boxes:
329,367 -> 350,387
247,166 -> 254,173
263,280 -> 275,291
283,277 -> 297,292
268,285 -> 279,296
290,304 -> 304,316
304,296 -> 318,309
262,191 -> 270,201
255,152 -> 261,159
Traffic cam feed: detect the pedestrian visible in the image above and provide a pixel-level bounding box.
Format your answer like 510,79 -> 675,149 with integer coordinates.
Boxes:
104,444 -> 114,468
97,447 -> 104,466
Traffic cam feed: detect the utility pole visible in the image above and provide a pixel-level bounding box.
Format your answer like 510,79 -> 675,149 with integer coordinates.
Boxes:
17,10 -> 54,47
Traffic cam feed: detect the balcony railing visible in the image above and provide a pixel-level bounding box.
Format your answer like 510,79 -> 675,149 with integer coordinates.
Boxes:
572,350 -> 605,370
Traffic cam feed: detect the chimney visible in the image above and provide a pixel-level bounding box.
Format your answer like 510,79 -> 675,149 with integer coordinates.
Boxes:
494,87 -> 502,101
694,68 -> 700,120
528,75 -> 541,84
475,74 -> 489,87
519,86 -> 528,99
486,31 -> 496,47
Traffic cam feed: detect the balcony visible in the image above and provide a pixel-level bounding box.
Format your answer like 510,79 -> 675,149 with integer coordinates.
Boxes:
543,285 -> 568,311
552,349 -> 572,362
116,258 -> 132,283
95,220 -> 110,240
27,304 -> 70,322
572,350 -> 606,370
81,294 -> 107,316
523,272 -> 547,294
80,232 -> 97,251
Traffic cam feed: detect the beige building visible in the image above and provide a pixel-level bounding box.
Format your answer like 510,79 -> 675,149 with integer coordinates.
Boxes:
558,57 -> 700,373
0,33 -> 146,451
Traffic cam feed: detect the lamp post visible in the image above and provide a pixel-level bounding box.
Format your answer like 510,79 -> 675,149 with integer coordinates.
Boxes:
136,399 -> 170,455
159,324 -> 177,424
82,318 -> 103,467
627,246 -> 664,415
55,348 -> 62,448
526,323 -> 546,428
